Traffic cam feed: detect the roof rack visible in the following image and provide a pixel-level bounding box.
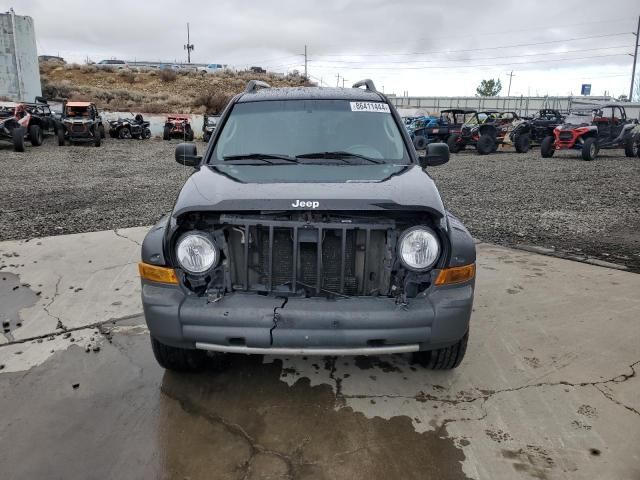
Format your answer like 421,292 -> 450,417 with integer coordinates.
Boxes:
352,79 -> 378,93
244,80 -> 271,93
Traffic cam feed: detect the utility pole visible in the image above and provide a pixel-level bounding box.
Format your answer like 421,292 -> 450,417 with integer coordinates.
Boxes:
304,45 -> 308,80
342,78 -> 348,88
184,23 -> 194,64
335,73 -> 340,87
507,71 -> 515,97
629,15 -> 639,101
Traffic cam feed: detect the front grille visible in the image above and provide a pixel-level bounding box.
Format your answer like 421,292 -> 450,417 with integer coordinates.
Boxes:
221,214 -> 394,297
71,123 -> 87,133
559,131 -> 573,141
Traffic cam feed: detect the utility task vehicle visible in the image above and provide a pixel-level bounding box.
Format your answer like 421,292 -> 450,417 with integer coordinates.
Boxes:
448,111 -> 523,154
139,79 -> 476,372
58,101 -> 105,147
541,105 -> 638,161
411,109 -> 476,150
0,100 -> 57,151
163,115 -> 194,141
202,114 -> 218,142
0,102 -> 29,151
108,114 -> 151,139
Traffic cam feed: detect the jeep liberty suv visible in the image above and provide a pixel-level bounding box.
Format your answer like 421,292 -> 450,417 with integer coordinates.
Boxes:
139,79 -> 476,372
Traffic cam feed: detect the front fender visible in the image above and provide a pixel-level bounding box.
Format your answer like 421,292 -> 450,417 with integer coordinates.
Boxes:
446,213 -> 476,267
141,215 -> 170,265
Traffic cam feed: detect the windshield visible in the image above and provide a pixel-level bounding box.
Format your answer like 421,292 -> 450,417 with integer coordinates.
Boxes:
563,113 -> 591,126
66,107 -> 90,117
210,99 -> 410,164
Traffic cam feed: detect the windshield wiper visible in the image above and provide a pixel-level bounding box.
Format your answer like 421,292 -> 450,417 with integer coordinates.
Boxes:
223,153 -> 299,164
296,151 -> 384,164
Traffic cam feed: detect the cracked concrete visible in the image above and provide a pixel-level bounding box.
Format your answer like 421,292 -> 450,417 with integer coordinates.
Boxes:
1,230 -> 639,479
0,227 -> 148,342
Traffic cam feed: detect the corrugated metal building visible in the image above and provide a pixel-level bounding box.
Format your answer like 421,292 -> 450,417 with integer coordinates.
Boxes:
0,9 -> 41,102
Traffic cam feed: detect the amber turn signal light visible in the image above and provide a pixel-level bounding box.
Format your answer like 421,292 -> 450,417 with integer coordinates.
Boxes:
138,262 -> 178,284
435,264 -> 475,286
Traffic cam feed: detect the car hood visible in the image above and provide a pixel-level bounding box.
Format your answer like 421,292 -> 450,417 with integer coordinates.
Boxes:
172,164 -> 446,218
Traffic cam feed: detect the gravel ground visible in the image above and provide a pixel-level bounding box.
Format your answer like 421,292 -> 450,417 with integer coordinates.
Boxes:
1,139 -> 639,272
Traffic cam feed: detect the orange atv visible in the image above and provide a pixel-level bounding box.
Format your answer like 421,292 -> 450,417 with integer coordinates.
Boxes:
163,115 -> 194,141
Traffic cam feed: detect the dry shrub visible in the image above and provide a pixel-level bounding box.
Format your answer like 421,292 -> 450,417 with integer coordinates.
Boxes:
80,64 -> 97,74
41,79 -> 74,99
193,91 -> 232,114
118,69 -> 136,84
159,69 -> 177,82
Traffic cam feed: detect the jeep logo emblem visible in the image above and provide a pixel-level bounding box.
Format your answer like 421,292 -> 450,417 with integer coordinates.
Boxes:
291,200 -> 319,209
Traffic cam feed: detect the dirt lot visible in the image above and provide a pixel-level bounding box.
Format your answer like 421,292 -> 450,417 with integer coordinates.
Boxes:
0,139 -> 638,271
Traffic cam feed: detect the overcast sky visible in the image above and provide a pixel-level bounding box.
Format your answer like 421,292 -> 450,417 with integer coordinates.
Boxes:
4,0 -> 640,98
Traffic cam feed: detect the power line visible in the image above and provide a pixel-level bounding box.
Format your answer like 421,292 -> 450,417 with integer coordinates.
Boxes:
314,32 -> 633,59
312,45 -> 631,66
309,52 -> 631,70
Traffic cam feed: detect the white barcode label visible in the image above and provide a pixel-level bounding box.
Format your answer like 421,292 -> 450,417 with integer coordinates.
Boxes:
350,102 -> 390,113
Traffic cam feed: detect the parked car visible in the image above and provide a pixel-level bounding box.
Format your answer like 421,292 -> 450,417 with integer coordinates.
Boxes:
541,105 -> 638,161
198,63 -> 224,74
410,109 -> 476,149
202,114 -> 219,142
163,115 -> 194,141
139,79 -> 476,372
108,114 -> 151,139
96,59 -> 129,69
449,111 -> 522,154
58,101 -> 105,147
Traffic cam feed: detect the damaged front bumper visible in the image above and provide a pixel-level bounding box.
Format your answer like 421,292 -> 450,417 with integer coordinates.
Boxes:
141,278 -> 474,355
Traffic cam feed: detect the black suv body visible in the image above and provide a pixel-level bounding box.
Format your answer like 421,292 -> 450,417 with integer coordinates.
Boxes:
139,80 -> 476,372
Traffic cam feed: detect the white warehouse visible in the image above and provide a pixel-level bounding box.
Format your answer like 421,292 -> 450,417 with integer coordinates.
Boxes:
0,9 -> 41,102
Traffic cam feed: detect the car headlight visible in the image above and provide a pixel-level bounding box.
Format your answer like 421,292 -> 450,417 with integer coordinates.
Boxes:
398,227 -> 440,271
176,232 -> 219,274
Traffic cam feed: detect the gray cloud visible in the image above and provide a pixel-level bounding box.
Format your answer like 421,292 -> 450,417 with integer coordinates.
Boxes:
5,0 -> 639,96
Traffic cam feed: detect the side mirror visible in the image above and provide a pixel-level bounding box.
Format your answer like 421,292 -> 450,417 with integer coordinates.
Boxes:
419,142 -> 449,167
175,142 -> 202,167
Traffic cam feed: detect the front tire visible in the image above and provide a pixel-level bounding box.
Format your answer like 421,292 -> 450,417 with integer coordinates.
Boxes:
163,125 -> 171,140
476,134 -> 495,155
540,135 -> 555,158
119,127 -> 131,139
12,127 -> 25,152
447,134 -> 463,153
514,133 -> 531,153
151,336 -> 206,371
413,135 -> 427,150
57,126 -> 66,146
581,137 -> 597,161
29,124 -> 43,146
94,128 -> 101,147
623,134 -> 638,157
413,331 -> 469,370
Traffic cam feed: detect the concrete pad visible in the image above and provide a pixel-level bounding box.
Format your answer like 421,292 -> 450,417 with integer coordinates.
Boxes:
1,230 -> 639,479
0,226 -> 148,340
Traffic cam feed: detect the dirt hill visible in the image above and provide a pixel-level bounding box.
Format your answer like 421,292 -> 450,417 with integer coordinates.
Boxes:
40,62 -> 311,114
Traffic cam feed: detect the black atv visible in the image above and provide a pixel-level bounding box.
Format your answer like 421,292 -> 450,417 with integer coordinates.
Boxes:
202,114 -> 218,142
108,114 -> 151,139
510,109 -> 565,152
58,101 -> 105,147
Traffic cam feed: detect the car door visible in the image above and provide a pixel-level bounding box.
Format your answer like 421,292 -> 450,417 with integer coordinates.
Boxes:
610,106 -> 625,140
593,108 -> 611,143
